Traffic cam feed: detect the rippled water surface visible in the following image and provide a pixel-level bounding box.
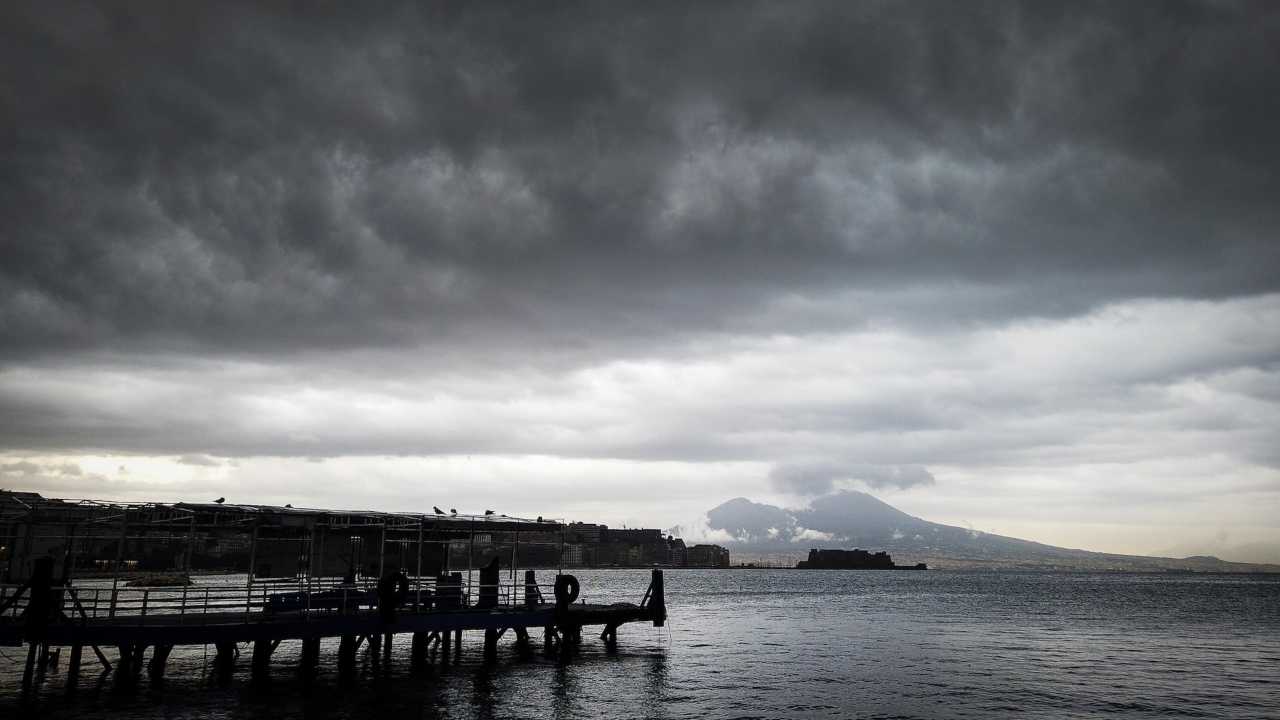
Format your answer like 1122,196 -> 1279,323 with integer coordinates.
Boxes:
3,570 -> 1278,719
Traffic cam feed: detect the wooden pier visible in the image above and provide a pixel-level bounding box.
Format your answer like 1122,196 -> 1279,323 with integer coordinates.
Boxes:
0,493 -> 666,691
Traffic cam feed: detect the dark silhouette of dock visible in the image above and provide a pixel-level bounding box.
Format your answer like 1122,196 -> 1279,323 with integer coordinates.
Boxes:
0,493 -> 666,692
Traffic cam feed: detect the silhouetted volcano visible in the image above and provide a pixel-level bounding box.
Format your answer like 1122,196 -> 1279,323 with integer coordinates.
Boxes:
705,491 -> 1280,572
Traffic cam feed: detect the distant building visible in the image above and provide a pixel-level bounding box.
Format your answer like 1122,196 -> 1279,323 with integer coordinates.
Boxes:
666,536 -> 687,567
562,543 -> 584,567
605,528 -> 664,544
686,544 -> 730,568
566,522 -> 605,544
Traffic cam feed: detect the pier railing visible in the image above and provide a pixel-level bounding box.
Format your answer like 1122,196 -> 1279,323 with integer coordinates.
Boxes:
0,575 -> 569,627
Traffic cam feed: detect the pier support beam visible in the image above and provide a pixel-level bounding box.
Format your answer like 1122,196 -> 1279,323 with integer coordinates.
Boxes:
368,633 -> 381,670
483,628 -> 498,660
251,639 -> 274,682
148,644 -> 173,682
114,643 -> 143,686
67,644 -> 83,686
213,642 -> 236,684
381,632 -> 392,665
410,632 -> 427,668
338,635 -> 357,677
299,637 -> 320,676
21,643 -> 38,693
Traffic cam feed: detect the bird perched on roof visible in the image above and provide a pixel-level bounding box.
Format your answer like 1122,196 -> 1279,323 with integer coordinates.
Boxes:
450,508 -> 457,515
537,516 -> 543,523
484,509 -> 495,516
214,497 -> 225,504
433,506 -> 444,515
285,504 -> 293,508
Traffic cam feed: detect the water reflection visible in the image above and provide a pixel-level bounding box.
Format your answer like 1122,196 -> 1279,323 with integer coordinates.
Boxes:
640,651 -> 670,720
550,657 -> 581,720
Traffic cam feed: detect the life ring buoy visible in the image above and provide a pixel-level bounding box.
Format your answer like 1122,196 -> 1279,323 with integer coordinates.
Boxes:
553,574 -> 580,606
378,571 -> 410,608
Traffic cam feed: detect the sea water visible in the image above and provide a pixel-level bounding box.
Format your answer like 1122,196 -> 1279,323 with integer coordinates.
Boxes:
2,569 -> 1277,719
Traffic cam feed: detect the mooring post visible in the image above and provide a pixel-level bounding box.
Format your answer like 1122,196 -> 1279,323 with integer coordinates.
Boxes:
524,569 -> 538,609
648,569 -> 666,627
478,556 -> 499,609
148,644 -> 172,682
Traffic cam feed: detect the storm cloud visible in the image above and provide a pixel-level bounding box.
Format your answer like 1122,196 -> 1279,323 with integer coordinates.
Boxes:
1,2 -> 1278,556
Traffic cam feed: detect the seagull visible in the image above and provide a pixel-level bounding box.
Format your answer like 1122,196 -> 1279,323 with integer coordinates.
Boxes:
536,516 -> 543,523
214,497 -> 225,504
433,506 -> 444,515
484,509 -> 495,516
450,508 -> 457,516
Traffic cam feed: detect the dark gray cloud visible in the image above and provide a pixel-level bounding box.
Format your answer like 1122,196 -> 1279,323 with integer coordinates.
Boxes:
1,3 -> 1278,557
2,2 -> 1279,364
770,461 -> 936,495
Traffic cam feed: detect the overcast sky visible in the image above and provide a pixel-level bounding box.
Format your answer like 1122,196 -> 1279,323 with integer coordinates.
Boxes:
2,2 -> 1278,560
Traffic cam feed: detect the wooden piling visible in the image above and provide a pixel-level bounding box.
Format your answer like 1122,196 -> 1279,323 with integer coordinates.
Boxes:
410,632 -> 427,668
114,643 -> 136,685
67,644 -> 83,685
368,632 -> 381,670
483,628 -> 498,660
148,644 -> 173,682
21,643 -> 38,693
213,641 -> 236,683
251,639 -> 274,681
299,637 -> 320,676
338,635 -> 356,677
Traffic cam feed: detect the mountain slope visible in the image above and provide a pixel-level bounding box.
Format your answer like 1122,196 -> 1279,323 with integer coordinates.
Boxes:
705,491 -> 1280,572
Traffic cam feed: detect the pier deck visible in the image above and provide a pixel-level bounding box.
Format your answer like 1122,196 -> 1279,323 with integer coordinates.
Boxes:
0,600 -> 659,648
0,493 -> 667,690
